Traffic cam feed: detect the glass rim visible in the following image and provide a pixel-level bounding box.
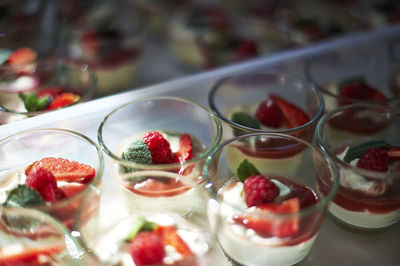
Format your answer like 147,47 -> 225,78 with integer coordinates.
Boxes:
203,132 -> 339,218
389,37 -> 400,68
98,96 -> 223,169
0,206 -> 85,260
0,59 -> 98,115
304,55 -> 400,104
208,71 -> 325,134
0,128 -> 104,209
316,103 -> 400,178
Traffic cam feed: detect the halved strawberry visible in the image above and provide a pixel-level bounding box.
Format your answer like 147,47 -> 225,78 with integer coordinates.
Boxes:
268,94 -> 310,128
46,92 -> 80,110
0,244 -> 64,264
142,131 -> 173,164
25,157 -> 96,183
232,197 -> 300,237
173,133 -> 193,163
7,47 -> 37,66
338,82 -> 387,106
129,231 -> 166,265
58,183 -> 88,198
155,225 -> 194,258
254,98 -> 284,128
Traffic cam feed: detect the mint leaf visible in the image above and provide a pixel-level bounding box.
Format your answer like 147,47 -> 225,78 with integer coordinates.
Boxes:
337,75 -> 366,90
3,185 -> 45,230
4,185 -> 45,208
125,216 -> 156,242
0,48 -> 11,65
343,140 -> 390,163
231,112 -> 260,137
18,93 -> 49,112
237,159 -> 260,182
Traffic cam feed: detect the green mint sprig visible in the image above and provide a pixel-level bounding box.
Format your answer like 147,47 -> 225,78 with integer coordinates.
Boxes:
125,216 -> 156,242
18,93 -> 49,112
343,139 -> 390,163
231,112 -> 260,137
237,159 -> 260,183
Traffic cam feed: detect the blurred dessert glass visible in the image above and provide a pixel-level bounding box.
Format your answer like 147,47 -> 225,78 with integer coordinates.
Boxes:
0,128 -> 104,230
316,104 -> 400,230
0,59 -> 97,124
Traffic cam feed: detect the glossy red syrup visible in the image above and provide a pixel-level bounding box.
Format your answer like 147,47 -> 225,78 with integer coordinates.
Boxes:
125,177 -> 191,197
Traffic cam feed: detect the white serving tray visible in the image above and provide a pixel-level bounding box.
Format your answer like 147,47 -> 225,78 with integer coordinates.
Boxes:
1,25 -> 399,266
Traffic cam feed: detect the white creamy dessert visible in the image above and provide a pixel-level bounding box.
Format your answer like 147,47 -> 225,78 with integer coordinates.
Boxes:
215,180 -> 317,266
329,148 -> 400,229
93,213 -> 211,266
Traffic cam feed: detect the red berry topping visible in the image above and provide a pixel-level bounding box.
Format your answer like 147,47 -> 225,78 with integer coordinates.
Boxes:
36,87 -> 63,98
356,148 -> 389,172
338,82 -> 387,106
25,167 -> 58,202
236,39 -> 258,61
254,98 -> 284,128
25,157 -> 96,183
233,197 -> 300,237
243,175 -> 279,207
269,94 -> 310,128
7,47 -> 37,66
156,225 -> 194,258
142,132 -> 173,164
129,231 -> 166,265
173,133 -> 193,163
46,92 -> 80,110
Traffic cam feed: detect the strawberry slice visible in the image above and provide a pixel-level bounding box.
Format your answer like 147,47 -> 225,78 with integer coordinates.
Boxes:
25,167 -> 58,202
46,92 -> 80,110
0,244 -> 64,264
388,147 -> 400,159
173,133 -> 193,163
7,47 -> 37,66
25,157 -> 96,183
155,225 -> 194,258
232,197 -> 300,237
58,183 -> 88,198
269,94 -> 310,128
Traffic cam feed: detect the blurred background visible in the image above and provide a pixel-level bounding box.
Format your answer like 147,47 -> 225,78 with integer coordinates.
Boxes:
0,0 -> 399,98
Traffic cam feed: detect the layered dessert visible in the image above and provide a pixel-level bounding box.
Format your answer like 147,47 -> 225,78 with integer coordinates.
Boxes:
0,222 -> 67,265
320,139 -> 400,229
323,75 -> 387,111
225,94 -> 310,174
117,131 -> 205,215
216,160 -> 319,266
93,213 -> 212,265
169,6 -> 259,69
0,157 -> 97,229
70,25 -> 143,96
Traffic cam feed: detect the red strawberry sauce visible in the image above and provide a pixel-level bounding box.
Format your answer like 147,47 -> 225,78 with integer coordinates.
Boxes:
125,177 -> 192,197
230,176 -> 320,246
233,138 -> 307,159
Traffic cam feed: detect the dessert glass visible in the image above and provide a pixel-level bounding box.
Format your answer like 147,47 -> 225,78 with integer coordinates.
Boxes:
316,104 -> 400,230
0,206 -> 85,265
208,71 -> 324,143
0,59 -> 97,124
63,3 -> 146,97
0,128 -> 104,230
389,37 -> 400,110
203,133 -> 339,266
98,96 -> 222,178
306,48 -> 400,112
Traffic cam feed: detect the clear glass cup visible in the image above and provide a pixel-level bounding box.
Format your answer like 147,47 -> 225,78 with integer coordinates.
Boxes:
0,59 -> 97,124
0,128 -> 104,230
61,3 -> 147,97
208,71 -> 324,144
316,103 -> 400,230
0,207 -> 85,265
203,132 -> 339,266
306,47 -> 400,112
389,36 -> 400,110
98,96 -> 222,182
76,178 -> 220,265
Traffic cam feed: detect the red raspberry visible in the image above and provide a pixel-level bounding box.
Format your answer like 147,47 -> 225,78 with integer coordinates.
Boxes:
243,175 -> 280,207
255,98 -> 284,128
25,167 -> 58,202
129,231 -> 166,265
356,148 -> 388,172
142,131 -> 173,164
